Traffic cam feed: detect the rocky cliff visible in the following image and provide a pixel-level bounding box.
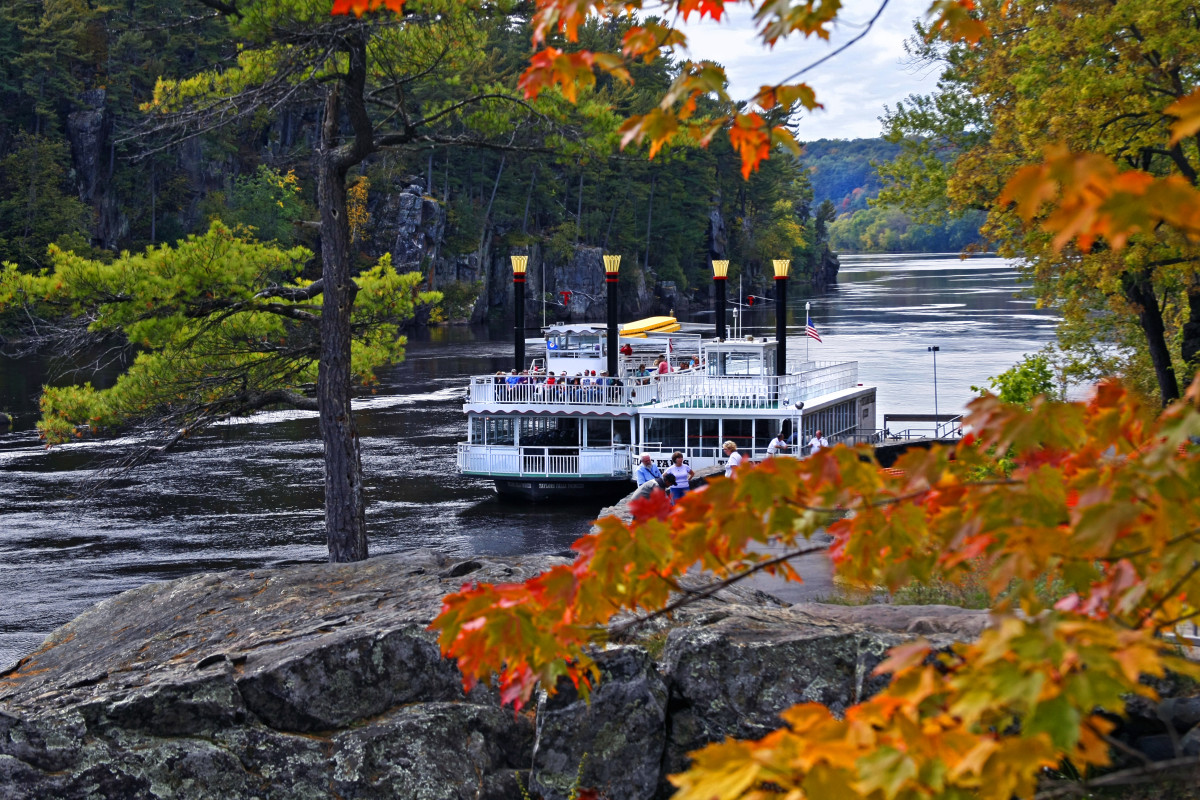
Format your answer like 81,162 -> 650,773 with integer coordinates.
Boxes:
364,184 -> 665,324
0,549 -> 991,800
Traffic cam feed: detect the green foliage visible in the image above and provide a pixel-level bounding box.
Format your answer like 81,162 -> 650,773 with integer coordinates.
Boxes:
976,353 -> 1059,405
0,133 -> 92,269
0,223 -> 438,443
436,279 -> 480,321
224,165 -> 307,246
799,138 -> 904,214
799,137 -> 985,254
827,205 -> 985,253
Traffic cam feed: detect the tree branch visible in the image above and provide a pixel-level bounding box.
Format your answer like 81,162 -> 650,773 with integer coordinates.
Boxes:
1034,755 -> 1200,799
605,541 -> 829,636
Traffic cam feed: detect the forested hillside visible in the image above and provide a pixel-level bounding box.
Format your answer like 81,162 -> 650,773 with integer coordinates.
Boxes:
798,137 -> 985,253
0,0 -> 836,328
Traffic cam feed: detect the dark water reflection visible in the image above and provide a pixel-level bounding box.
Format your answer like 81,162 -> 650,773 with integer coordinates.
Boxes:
0,253 -> 1056,666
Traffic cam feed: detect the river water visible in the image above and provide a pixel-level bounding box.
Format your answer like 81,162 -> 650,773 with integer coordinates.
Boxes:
0,253 -> 1057,666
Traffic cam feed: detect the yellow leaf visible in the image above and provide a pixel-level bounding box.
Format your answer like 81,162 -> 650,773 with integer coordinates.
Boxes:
1167,88 -> 1200,146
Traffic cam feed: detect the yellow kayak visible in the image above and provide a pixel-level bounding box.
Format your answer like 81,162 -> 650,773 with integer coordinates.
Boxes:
620,316 -> 680,336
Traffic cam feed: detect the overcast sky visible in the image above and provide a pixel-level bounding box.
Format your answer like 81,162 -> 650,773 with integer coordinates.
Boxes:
679,0 -> 939,140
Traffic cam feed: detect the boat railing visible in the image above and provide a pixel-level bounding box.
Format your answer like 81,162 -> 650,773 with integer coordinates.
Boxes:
466,361 -> 859,409
651,361 -> 859,408
457,443 -> 634,477
467,377 -> 638,407
881,414 -> 965,441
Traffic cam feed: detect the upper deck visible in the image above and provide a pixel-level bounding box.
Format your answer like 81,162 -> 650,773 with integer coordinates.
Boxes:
465,338 -> 862,413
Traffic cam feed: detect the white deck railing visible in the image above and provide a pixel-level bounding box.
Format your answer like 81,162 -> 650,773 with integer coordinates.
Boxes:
467,378 -> 639,406
457,444 -> 633,477
465,361 -> 859,410
652,361 -> 859,409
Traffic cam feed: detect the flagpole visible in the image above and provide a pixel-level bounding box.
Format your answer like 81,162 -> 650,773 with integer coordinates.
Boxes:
805,301 -> 810,363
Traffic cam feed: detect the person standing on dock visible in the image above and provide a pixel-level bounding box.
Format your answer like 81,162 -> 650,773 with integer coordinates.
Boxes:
664,451 -> 693,503
635,454 -> 663,486
723,441 -> 743,477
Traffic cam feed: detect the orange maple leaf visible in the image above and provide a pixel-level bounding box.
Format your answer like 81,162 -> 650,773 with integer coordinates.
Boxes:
330,0 -> 405,16
1000,144 -> 1200,251
925,0 -> 989,43
729,112 -> 771,179
518,47 -> 596,102
1167,88 -> 1200,146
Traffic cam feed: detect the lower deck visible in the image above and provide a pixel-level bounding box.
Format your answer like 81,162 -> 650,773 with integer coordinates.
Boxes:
456,387 -> 877,488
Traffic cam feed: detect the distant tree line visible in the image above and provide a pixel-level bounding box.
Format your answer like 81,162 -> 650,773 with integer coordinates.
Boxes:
798,137 -> 986,253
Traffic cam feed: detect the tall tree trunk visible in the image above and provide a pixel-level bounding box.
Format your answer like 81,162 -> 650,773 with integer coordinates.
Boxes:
427,148 -> 434,196
644,173 -> 656,272
150,163 -> 156,243
1123,271 -> 1180,405
602,195 -> 619,250
316,31 -> 375,562
478,154 -> 506,258
522,163 -> 537,236
575,171 -> 583,246
1183,284 -> 1200,377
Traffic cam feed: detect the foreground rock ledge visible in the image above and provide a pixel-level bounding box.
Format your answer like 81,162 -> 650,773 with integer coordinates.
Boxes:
0,550 -> 988,800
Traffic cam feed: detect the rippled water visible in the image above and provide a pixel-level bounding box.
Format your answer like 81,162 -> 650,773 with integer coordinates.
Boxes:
0,253 -> 1057,666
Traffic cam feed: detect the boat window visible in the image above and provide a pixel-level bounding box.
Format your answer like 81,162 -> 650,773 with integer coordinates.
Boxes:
709,351 -> 762,376
586,419 -> 613,447
613,419 -> 631,445
520,416 -> 579,446
486,417 -> 515,446
756,418 -> 785,451
645,416 -> 685,450
721,419 -> 753,451
470,416 -> 484,444
691,418 -> 720,459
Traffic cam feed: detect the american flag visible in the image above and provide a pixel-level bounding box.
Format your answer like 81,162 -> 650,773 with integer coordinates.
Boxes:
805,314 -> 823,343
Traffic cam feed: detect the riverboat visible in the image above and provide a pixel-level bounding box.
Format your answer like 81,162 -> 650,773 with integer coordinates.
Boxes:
456,318 -> 877,501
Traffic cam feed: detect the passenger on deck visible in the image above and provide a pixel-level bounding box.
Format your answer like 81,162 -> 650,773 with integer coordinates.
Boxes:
620,343 -> 633,357
767,431 -> 788,456
808,429 -> 829,455
656,356 -> 672,375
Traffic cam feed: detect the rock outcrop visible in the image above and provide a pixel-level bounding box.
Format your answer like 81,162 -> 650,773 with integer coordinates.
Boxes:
0,550 -> 993,799
66,89 -> 126,250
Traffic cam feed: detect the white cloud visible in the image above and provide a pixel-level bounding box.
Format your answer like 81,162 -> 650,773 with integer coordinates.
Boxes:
677,0 -> 938,140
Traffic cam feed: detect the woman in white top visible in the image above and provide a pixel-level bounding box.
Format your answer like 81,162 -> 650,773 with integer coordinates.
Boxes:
722,441 -> 743,477
664,451 -> 694,503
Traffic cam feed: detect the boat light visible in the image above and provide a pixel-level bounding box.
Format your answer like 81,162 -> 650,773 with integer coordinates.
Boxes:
603,254 -> 621,282
712,259 -> 729,279
511,255 -> 528,281
772,259 -> 791,279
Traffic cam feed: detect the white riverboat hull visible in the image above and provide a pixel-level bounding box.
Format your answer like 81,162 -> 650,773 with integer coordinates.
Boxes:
457,329 -> 879,500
